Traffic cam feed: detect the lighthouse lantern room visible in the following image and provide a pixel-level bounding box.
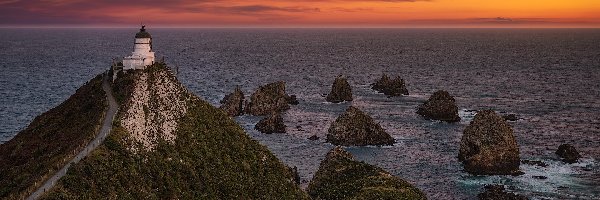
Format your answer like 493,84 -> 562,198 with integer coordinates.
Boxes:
122,25 -> 155,70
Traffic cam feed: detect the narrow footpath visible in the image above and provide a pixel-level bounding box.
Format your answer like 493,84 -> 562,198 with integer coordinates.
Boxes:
27,72 -> 119,200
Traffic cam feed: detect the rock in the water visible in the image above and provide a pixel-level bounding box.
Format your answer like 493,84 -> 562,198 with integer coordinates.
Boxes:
327,106 -> 395,146
219,86 -> 244,116
458,110 -> 521,175
308,135 -> 319,141
307,147 -> 426,200
417,90 -> 460,122
326,75 -> 353,103
245,81 -> 295,115
521,160 -> 548,168
478,185 -> 528,200
372,74 -> 409,96
556,144 -> 581,163
254,112 -> 286,134
286,95 -> 299,105
503,114 -> 518,121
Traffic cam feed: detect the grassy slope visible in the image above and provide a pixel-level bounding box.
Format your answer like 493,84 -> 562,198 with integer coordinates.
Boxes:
307,148 -> 426,200
44,64 -> 308,199
0,74 -> 107,199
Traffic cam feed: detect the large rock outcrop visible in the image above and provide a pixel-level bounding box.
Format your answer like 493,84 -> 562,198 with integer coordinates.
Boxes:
245,81 -> 295,116
307,147 -> 426,200
219,86 -> 244,116
458,110 -> 521,175
417,90 -> 460,122
326,76 -> 353,103
478,185 -> 528,200
327,106 -> 395,146
114,64 -> 190,151
255,112 -> 286,134
372,74 -> 409,96
556,144 -> 581,164
45,63 -> 308,199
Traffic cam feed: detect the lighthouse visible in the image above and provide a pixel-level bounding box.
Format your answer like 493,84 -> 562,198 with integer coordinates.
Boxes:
122,25 -> 155,70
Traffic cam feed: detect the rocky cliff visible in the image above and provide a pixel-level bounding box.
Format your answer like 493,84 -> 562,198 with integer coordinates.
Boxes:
112,65 -> 190,151
41,63 -> 307,199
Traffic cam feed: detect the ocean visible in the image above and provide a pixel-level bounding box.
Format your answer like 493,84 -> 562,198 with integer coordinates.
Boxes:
1,28 -> 599,199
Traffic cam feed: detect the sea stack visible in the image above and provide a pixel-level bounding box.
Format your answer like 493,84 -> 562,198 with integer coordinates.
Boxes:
307,147 -> 426,200
326,75 -> 353,103
326,106 -> 394,146
245,81 -> 295,116
458,110 -> 521,175
372,74 -> 409,96
255,112 -> 286,134
417,90 -> 460,122
219,86 -> 244,116
556,144 -> 581,163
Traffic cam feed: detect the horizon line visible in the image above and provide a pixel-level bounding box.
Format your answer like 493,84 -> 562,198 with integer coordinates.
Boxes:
2,26 -> 600,29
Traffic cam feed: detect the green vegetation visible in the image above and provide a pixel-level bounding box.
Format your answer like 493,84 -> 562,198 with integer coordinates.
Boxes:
44,64 -> 308,199
307,147 -> 426,200
0,74 -> 107,200
112,69 -> 138,105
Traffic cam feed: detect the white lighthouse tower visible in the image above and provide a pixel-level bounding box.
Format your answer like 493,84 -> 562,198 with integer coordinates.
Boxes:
122,25 -> 155,70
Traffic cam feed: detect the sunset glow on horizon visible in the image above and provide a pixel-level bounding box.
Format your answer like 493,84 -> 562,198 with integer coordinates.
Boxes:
1,0 -> 599,28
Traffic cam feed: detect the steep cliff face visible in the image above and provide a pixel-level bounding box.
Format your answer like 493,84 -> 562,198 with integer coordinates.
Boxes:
0,75 -> 107,200
44,63 -> 307,199
114,66 -> 190,151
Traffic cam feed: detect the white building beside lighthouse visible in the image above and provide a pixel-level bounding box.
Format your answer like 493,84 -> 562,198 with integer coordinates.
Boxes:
122,25 -> 155,70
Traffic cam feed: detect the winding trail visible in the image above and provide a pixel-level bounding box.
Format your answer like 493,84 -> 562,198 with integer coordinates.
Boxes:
27,72 -> 118,200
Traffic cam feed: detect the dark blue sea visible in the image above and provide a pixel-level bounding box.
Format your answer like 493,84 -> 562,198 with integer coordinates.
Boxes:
1,28 -> 599,199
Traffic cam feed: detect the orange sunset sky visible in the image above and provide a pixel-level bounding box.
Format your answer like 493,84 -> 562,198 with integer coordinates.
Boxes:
1,0 -> 599,28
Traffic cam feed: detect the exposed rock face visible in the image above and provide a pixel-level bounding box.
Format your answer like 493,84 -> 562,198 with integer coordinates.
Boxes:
327,106 -> 395,146
326,76 -> 353,103
372,74 -> 409,96
307,147 -> 426,200
417,90 -> 461,122
254,112 -> 286,134
117,65 -> 190,151
458,110 -> 521,175
478,185 -> 528,200
245,81 -> 295,116
556,144 -> 581,163
219,86 -> 244,116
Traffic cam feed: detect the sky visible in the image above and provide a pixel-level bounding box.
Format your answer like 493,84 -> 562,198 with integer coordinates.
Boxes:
0,0 -> 599,28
